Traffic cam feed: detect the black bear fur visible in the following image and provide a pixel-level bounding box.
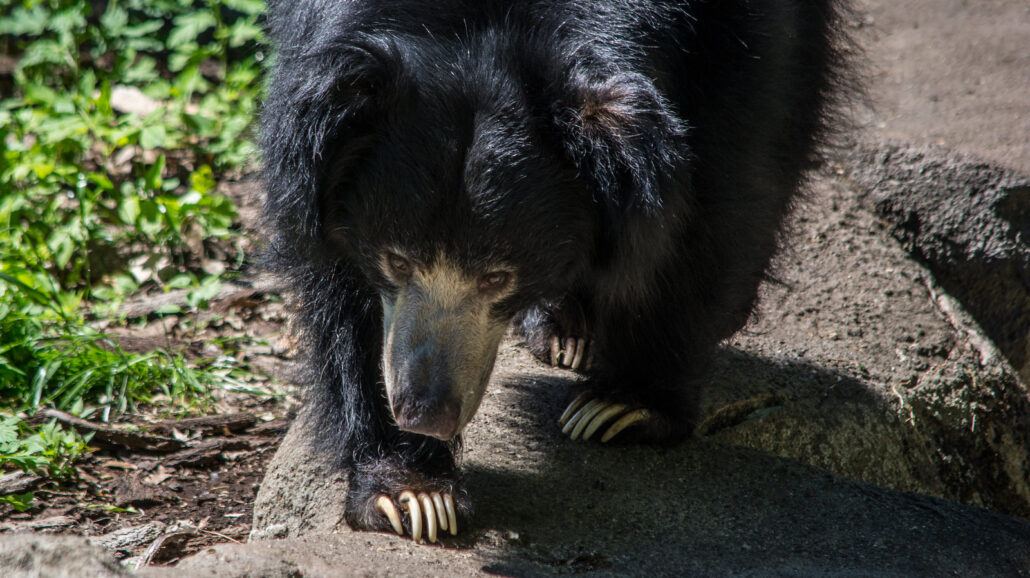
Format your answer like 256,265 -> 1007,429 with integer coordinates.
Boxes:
261,0 -> 853,536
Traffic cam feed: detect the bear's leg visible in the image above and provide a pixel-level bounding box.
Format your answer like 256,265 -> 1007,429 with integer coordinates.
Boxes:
516,293 -> 594,370
300,265 -> 472,543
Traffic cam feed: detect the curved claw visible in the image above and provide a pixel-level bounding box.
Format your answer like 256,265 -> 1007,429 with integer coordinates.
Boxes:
431,492 -> 447,532
558,392 -> 592,428
379,491 -> 458,543
418,493 -> 438,543
550,336 -> 590,369
563,338 -> 576,367
375,495 -> 404,536
570,401 -> 607,440
601,409 -> 651,443
559,397 -> 652,443
399,490 -> 422,543
562,399 -> 602,435
444,493 -> 458,536
570,338 -> 587,369
582,403 -> 629,441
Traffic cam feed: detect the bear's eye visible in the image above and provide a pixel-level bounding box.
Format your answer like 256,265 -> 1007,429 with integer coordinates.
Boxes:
478,271 -> 511,292
386,253 -> 412,277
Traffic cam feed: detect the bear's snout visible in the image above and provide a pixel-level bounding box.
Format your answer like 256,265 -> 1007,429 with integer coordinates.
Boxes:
391,392 -> 461,440
390,349 -> 463,440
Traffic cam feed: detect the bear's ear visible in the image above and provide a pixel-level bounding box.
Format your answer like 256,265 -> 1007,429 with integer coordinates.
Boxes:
559,71 -> 688,214
262,36 -> 406,251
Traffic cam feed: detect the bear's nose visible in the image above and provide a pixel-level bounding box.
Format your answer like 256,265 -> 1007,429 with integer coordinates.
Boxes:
392,395 -> 461,440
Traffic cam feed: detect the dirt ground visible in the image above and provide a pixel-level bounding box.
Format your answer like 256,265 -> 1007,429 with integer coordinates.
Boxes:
2,0 -> 1030,573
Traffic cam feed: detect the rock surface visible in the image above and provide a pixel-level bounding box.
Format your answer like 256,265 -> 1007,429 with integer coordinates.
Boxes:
847,143 -> 1030,384
705,170 -> 1030,518
0,534 -> 133,578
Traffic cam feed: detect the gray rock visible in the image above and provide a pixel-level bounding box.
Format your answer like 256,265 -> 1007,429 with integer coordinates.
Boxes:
250,410 -> 350,540
236,439 -> 1030,577
703,169 -> 1030,518
848,143 -> 1030,382
0,534 -> 131,578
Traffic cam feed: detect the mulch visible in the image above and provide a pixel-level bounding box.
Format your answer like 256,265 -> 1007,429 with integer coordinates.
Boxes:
0,401 -> 293,566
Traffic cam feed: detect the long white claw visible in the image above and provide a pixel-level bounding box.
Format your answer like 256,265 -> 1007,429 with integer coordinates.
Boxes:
563,338 -> 576,367
582,403 -> 628,441
570,338 -> 586,369
562,398 -> 601,435
550,335 -> 561,367
418,493 -> 437,544
431,492 -> 448,532
558,392 -> 592,428
558,392 -> 591,428
600,409 -> 651,443
570,401 -> 607,440
399,490 -> 422,543
443,494 -> 458,536
375,495 -> 404,536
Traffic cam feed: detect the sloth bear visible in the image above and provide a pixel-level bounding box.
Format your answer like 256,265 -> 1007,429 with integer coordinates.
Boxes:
262,0 -> 850,543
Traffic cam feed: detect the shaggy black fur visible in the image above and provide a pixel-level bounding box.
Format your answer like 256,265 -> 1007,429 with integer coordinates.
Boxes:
262,0 -> 852,535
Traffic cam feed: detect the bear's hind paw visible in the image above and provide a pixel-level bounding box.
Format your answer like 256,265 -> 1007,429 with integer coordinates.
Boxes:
558,393 -> 651,442
375,490 -> 458,544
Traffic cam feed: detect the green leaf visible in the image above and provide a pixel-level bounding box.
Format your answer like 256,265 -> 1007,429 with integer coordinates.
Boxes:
183,113 -> 217,135
0,273 -> 55,310
0,417 -> 18,445
45,8 -> 88,38
167,12 -> 217,50
144,154 -> 166,190
165,274 -> 194,290
118,194 -> 141,225
121,20 -> 164,39
226,20 -> 263,48
88,172 -> 115,191
31,162 -> 54,179
99,4 -> 129,35
222,0 -> 267,16
189,165 -> 216,195
0,492 -> 34,512
187,276 -> 222,309
123,56 -> 159,84
139,124 -> 166,150
155,303 -> 182,315
0,6 -> 48,36
19,39 -> 71,70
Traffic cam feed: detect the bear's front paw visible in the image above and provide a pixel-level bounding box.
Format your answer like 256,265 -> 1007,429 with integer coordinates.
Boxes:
373,490 -> 458,544
558,390 -> 690,444
559,392 -> 651,442
346,464 -> 471,545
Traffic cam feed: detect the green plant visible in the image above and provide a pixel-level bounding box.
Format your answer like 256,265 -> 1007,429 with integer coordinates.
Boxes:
1,0 -> 264,306
0,0 -> 269,426
0,299 -> 251,419
0,415 -> 94,511
0,416 -> 92,479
